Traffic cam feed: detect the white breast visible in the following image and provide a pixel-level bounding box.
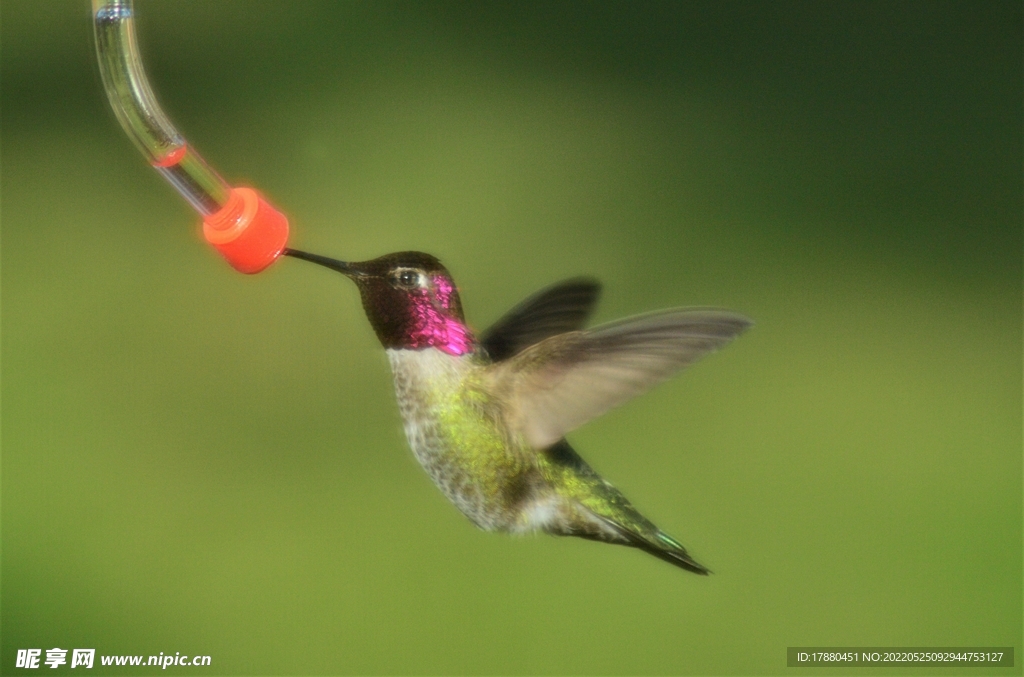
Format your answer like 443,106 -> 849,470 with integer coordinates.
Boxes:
385,348 -> 497,525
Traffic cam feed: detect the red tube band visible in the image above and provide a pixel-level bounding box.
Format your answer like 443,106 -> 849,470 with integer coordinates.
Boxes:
202,187 -> 289,274
152,145 -> 187,168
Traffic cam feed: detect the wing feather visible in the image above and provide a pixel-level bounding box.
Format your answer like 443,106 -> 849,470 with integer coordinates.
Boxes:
497,309 -> 752,448
480,278 -> 601,362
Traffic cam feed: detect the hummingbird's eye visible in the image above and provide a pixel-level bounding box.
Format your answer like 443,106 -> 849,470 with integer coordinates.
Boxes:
392,268 -> 423,289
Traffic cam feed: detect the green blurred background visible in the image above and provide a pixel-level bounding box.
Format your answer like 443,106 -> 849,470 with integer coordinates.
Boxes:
2,1 -> 1020,674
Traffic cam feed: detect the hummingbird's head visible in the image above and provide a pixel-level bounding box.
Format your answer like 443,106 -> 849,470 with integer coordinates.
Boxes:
285,248 -> 474,356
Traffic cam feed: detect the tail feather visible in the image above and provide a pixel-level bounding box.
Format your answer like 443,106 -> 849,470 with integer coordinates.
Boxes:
588,513 -> 711,575
539,439 -> 710,575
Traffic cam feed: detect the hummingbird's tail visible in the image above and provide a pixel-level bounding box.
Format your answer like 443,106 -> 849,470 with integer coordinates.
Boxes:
582,512 -> 710,575
540,440 -> 710,574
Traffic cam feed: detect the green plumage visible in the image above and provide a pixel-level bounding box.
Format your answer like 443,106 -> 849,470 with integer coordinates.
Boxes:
391,348 -> 709,574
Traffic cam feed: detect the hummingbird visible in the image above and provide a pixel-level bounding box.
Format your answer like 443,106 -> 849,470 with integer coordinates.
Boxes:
285,247 -> 751,574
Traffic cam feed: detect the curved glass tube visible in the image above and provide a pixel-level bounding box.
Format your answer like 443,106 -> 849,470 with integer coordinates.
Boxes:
92,0 -> 230,215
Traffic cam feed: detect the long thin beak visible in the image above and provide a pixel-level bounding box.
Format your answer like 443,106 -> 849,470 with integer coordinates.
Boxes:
284,248 -> 363,277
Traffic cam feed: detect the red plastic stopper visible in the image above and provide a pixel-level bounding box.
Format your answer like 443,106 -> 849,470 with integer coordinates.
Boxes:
202,187 -> 289,274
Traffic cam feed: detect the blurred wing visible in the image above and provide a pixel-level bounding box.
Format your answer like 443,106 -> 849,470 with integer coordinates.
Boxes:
480,277 -> 601,362
499,309 -> 752,449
